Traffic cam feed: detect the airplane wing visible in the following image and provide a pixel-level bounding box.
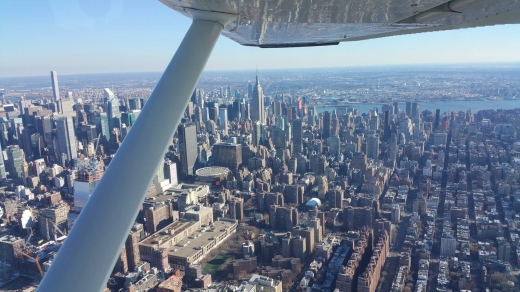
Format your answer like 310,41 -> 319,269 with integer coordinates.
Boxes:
160,0 -> 520,47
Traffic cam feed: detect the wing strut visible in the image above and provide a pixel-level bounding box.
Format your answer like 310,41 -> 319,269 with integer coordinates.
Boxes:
38,13 -> 234,292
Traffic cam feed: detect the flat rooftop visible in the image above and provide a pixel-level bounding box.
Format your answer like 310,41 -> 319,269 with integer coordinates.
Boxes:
140,220 -> 198,246
144,183 -> 208,204
170,220 -> 236,259
168,183 -> 207,194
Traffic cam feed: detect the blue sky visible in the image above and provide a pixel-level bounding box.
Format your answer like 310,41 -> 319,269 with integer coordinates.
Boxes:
1,0 -> 520,77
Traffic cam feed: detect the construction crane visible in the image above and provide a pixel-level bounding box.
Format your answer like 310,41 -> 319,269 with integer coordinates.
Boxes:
21,252 -> 44,277
94,133 -> 101,156
24,229 -> 34,248
50,220 -> 66,237
47,219 -> 67,242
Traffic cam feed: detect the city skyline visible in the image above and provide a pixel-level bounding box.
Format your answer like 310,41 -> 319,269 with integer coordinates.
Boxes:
0,66 -> 519,291
3,0 -> 520,290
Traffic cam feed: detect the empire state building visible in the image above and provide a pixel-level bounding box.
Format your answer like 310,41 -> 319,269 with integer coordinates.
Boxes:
251,74 -> 264,124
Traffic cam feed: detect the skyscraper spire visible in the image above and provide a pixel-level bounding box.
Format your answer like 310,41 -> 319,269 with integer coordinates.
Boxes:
251,70 -> 264,124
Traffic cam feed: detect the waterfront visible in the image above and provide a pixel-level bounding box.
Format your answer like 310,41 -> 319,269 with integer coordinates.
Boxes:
316,99 -> 520,114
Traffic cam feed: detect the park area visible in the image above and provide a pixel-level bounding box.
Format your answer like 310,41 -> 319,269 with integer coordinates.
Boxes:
199,225 -> 261,278
202,254 -> 231,274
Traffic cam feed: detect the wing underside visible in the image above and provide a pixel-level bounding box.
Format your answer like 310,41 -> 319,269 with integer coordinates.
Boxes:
160,0 -> 520,47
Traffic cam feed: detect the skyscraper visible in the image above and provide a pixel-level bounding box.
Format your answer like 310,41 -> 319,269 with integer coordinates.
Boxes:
213,143 -> 242,170
92,112 -> 110,143
60,98 -> 75,117
393,102 -> 399,115
252,121 -> 262,147
328,135 -> 341,159
73,159 -> 104,212
250,75 -> 264,124
292,119 -> 303,153
6,145 -> 24,179
232,99 -> 243,121
370,111 -> 379,131
105,88 -> 121,131
366,134 -> 379,159
0,143 -> 7,180
388,133 -> 398,162
323,111 -> 332,139
218,105 -> 228,135
411,102 -> 419,119
178,123 -> 197,178
55,115 -> 78,166
435,109 -> 441,130
37,115 -> 54,148
128,98 -> 142,110
50,71 -> 60,102
121,112 -> 137,128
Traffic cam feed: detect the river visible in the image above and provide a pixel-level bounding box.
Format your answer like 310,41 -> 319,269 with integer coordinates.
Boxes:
316,100 -> 520,114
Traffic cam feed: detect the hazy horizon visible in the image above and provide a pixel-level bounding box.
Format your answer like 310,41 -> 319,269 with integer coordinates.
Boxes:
2,61 -> 520,80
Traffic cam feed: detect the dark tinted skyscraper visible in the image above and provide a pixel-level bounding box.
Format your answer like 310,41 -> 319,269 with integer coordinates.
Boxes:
323,111 -> 332,139
178,123 -> 197,178
128,98 -> 142,110
213,143 -> 242,170
92,112 -> 110,143
406,102 -> 412,117
6,145 -> 24,179
435,109 -> 441,130
292,119 -> 303,153
411,102 -> 419,119
393,102 -> 399,115
232,100 -> 243,121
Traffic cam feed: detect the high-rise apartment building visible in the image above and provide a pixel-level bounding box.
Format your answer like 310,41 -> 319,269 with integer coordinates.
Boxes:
178,123 -> 198,178
125,223 -> 145,271
351,152 -> 368,172
228,197 -> 244,221
73,159 -> 104,212
50,71 -> 60,102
